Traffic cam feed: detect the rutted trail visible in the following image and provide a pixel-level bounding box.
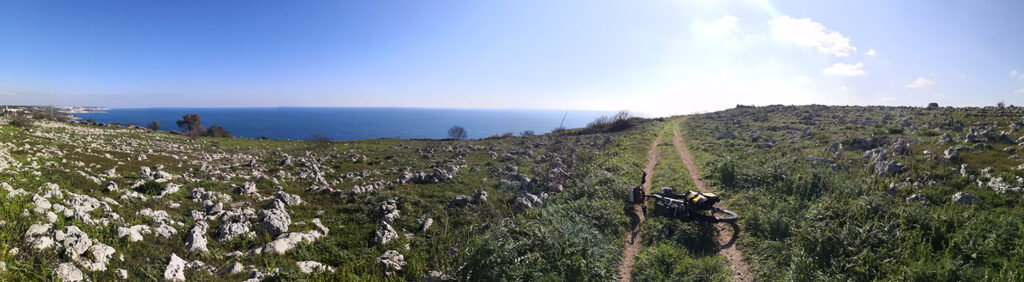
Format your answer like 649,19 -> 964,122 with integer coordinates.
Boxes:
672,128 -> 754,282
617,137 -> 661,282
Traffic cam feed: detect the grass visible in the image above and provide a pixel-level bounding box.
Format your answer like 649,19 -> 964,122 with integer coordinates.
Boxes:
0,117 -> 665,281
679,105 -> 1024,281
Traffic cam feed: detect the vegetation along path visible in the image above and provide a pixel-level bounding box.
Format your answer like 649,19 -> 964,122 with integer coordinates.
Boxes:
672,127 -> 754,282
617,137 -> 661,281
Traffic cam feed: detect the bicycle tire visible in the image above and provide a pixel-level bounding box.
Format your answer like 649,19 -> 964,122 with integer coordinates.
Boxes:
712,208 -> 738,223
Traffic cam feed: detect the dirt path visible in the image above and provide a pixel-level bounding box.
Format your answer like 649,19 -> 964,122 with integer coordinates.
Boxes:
672,128 -> 755,282
617,137 -> 661,282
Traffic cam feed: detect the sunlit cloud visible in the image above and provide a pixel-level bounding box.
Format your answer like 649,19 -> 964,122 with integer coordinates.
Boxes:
703,15 -> 738,36
769,15 -> 856,57
1016,88 -> 1024,94
905,77 -> 935,88
793,75 -> 812,83
823,63 -> 867,76
866,49 -> 876,56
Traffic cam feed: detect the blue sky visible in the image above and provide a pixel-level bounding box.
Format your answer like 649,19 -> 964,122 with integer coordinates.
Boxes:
1,0 -> 1023,116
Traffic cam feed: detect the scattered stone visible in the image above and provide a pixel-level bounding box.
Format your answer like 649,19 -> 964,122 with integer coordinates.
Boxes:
24,223 -> 55,250
227,262 -> 246,274
296,261 -> 335,274
260,206 -> 291,237
891,138 -> 911,155
377,250 -> 406,276
237,182 -> 258,195
952,192 -> 976,205
116,269 -> 129,279
256,230 -> 325,255
379,199 -> 400,223
55,226 -> 91,261
374,221 -> 398,245
164,253 -> 187,281
79,243 -> 116,271
155,224 -> 178,238
473,188 -> 488,202
274,191 -> 303,206
423,270 -> 451,282
185,222 -> 210,253
447,195 -> 473,208
117,225 -> 152,242
161,183 -> 181,196
55,262 -> 84,282
906,194 -> 929,205
513,193 -> 543,214
418,216 -> 433,232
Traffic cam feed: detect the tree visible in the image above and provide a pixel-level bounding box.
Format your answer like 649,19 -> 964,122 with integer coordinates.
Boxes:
448,125 -> 468,140
147,121 -> 161,130
177,114 -> 203,131
206,125 -> 232,138
177,114 -> 206,137
998,101 -> 1006,109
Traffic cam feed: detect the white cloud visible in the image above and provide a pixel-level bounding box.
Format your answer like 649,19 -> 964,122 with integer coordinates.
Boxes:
1,91 -> 20,96
866,49 -> 876,56
769,15 -> 856,57
905,77 -> 935,88
792,75 -> 812,83
822,62 -> 867,76
1012,70 -> 1019,76
1012,70 -> 1024,80
702,15 -> 738,37
1016,88 -> 1024,94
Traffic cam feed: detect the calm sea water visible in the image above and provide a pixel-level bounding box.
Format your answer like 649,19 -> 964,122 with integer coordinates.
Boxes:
72,107 -> 612,141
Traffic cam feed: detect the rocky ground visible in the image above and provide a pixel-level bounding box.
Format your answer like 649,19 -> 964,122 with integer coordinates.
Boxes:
0,117 -> 631,281
681,105 -> 1024,281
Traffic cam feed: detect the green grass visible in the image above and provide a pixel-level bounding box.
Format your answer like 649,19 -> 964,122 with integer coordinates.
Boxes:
0,118 -> 666,281
679,105 -> 1024,281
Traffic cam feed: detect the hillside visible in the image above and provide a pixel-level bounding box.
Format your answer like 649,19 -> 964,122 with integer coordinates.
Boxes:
680,105 -> 1024,281
0,116 -> 661,281
2,104 -> 1024,281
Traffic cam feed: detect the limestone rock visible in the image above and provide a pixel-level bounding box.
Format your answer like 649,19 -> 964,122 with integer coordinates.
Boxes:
55,262 -> 84,282
163,253 -> 187,281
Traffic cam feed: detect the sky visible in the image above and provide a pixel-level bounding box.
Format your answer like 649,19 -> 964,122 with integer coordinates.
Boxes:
1,0 -> 1023,116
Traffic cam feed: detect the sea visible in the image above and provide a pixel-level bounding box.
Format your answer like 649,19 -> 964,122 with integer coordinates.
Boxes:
72,107 -> 612,141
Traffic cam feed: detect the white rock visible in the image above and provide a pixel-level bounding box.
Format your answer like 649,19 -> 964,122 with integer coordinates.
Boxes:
56,226 -> 91,261
117,225 -> 152,242
184,222 -> 209,253
377,250 -> 406,276
161,183 -> 181,196
296,261 -> 335,274
32,194 -> 51,214
55,262 -> 84,282
374,221 -> 398,245
155,224 -> 178,238
227,262 -> 246,274
260,207 -> 291,236
257,230 -> 324,255
24,223 -> 54,250
116,269 -> 129,279
163,253 -> 187,281
79,243 -> 116,271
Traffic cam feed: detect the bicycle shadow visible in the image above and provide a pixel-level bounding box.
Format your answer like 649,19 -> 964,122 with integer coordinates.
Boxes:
719,222 -> 740,249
